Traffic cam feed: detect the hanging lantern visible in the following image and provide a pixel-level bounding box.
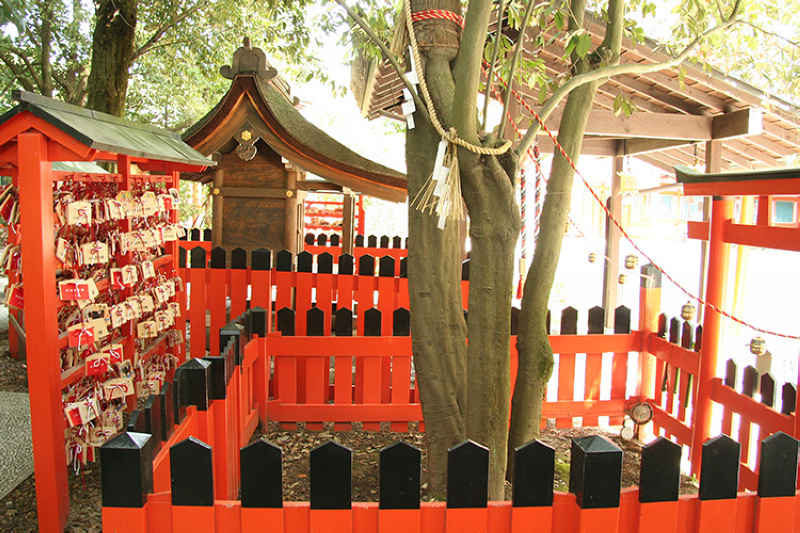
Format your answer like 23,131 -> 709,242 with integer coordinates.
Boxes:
625,254 -> 639,270
749,336 -> 767,356
618,273 -> 626,285
681,301 -> 696,321
588,252 -> 598,263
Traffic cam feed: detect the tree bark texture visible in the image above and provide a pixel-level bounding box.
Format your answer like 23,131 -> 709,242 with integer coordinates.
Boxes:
509,0 -> 624,473
87,0 -> 137,116
460,148 -> 520,499
406,0 -> 467,496
407,120 -> 468,497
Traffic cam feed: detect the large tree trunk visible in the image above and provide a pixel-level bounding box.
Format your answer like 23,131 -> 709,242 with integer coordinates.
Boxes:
87,0 -> 137,116
460,148 -> 520,499
406,0 -> 467,495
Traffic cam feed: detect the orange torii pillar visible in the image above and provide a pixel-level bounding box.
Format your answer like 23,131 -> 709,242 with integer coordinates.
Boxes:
691,195 -> 733,475
19,132 -> 71,531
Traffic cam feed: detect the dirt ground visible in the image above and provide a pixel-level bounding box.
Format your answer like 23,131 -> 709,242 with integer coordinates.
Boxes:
0,350 -> 697,532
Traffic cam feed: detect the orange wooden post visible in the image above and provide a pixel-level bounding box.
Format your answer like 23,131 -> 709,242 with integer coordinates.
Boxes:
445,508 -> 489,533
102,506 -> 150,533
241,508 -> 283,533
209,264 -> 227,355
173,506 -> 215,533
188,248 -> 208,358
214,501 -> 242,532
638,265 -> 661,404
379,509 -> 421,533
755,497 -> 795,532
691,197 -> 733,474
511,506 -> 552,533
18,132 -> 70,532
316,270 -> 334,336
229,258 -> 248,319
697,499 -> 738,531
638,501 -> 679,532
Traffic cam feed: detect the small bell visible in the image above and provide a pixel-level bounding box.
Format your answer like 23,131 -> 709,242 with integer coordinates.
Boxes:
749,336 -> 766,356
588,252 -> 598,264
625,254 -> 639,270
681,301 -> 696,321
618,273 -> 626,285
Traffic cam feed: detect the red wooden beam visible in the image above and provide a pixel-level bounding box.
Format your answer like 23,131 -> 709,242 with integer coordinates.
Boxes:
709,378 -> 793,435
724,220 -> 800,252
650,403 -> 693,445
646,335 -> 701,375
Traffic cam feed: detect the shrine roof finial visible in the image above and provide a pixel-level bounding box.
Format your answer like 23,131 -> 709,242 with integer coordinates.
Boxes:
220,37 -> 277,81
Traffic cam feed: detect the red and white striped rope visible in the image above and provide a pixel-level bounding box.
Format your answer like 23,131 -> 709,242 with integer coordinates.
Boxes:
482,60 -> 800,340
410,9 -> 465,28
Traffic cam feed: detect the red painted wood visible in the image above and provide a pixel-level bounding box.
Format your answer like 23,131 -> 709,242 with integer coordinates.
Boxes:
511,506 -> 552,533
377,276 -> 394,405
334,352 -> 354,431
639,500 -> 679,532
274,271 -> 293,315
709,378 -> 792,435
336,274 -> 355,314
250,270 -> 272,330
147,493 -> 173,533
310,509 -> 352,533
557,353 -> 576,428
577,507 -> 619,533
316,273 -> 334,336
609,352 -> 628,425
398,278 -> 410,310
209,269 -> 227,355
420,502 -> 446,533
240,508 -> 283,533
229,268 -> 248,321
214,501 -> 241,533
583,353 -> 603,426
390,355 -> 413,433
284,502 -> 311,532
18,132 -> 70,532
487,501 -> 511,533
445,508 -> 488,533
551,493 -> 578,533
697,498 -> 737,532
172,506 -> 215,533
102,506 -> 149,533
735,493 -> 757,533
189,265 -> 208,358
379,509 -> 421,533
352,503 -> 378,533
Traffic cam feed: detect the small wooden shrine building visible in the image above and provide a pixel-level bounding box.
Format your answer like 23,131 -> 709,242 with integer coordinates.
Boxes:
183,39 -> 407,254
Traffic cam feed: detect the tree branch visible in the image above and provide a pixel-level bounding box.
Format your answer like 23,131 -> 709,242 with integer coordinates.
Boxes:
481,0 -> 505,132
497,0 -> 535,139
132,0 -> 209,61
334,0 -> 431,126
738,20 -> 800,49
8,46 -> 43,92
452,0 -> 493,145
515,0 -> 744,157
0,49 -> 35,92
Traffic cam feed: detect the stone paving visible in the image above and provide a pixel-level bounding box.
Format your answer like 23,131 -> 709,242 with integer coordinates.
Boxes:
0,391 -> 33,500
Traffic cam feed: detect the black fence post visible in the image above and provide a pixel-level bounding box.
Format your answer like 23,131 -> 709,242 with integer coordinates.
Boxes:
758,432 -> 799,498
379,441 -> 421,509
561,307 -> 578,335
143,393 -> 162,443
447,440 -> 489,509
318,253 -> 334,274
639,437 -> 681,503
220,320 -> 245,366
310,441 -> 352,510
180,357 -> 212,411
569,435 -> 622,509
512,439 -> 555,507
335,308 -> 354,337
252,248 -> 272,271
307,307 -> 325,336
393,308 -> 410,337
339,253 -> 354,275
277,307 -> 296,336
698,434 -> 740,500
171,437 -> 214,506
100,432 -> 154,508
276,250 -> 293,272
297,251 -> 313,273
364,308 -> 381,336
240,439 -> 283,508
159,380 -> 174,441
